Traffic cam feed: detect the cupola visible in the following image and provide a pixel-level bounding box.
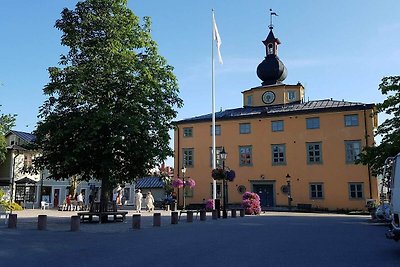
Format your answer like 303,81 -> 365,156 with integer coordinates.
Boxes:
256,11 -> 287,86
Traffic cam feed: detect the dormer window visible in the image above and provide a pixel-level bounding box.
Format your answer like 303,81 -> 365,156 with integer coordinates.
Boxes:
288,91 -> 296,101
267,43 -> 274,54
247,95 -> 253,106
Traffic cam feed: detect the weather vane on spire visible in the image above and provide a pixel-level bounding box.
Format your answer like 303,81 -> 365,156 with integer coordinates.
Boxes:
269,9 -> 278,30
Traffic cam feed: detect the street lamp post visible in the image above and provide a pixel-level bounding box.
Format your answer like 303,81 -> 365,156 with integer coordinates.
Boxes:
181,166 -> 186,210
286,173 -> 292,210
220,147 -> 228,218
10,149 -> 20,204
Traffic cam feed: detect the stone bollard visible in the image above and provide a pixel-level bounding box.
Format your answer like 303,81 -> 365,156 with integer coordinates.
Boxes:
71,216 -> 80,232
171,212 -> 178,224
38,215 -> 47,230
231,209 -> 237,218
240,209 -> 245,217
153,213 -> 161,227
8,214 -> 17,229
200,210 -> 206,221
132,214 -> 141,229
187,211 -> 193,223
212,210 -> 218,220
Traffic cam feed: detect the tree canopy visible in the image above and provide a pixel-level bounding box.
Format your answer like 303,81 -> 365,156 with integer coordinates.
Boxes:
34,0 -> 182,203
359,76 -> 400,175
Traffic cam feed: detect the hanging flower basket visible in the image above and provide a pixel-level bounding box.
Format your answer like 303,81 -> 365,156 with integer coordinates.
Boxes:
211,168 -> 226,180
172,179 -> 184,188
226,170 -> 236,182
185,178 -> 196,188
172,178 -> 196,188
212,168 -> 236,181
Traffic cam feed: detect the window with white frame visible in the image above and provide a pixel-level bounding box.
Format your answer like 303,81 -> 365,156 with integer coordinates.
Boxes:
210,125 -> 221,136
306,142 -> 322,164
182,148 -> 194,167
239,145 -> 252,166
185,187 -> 194,198
349,183 -> 364,199
310,183 -> 324,199
271,120 -> 284,132
306,117 -> 320,129
24,154 -> 33,169
271,144 -> 286,165
344,114 -> 359,127
345,140 -> 361,164
183,127 -> 193,137
239,123 -> 251,134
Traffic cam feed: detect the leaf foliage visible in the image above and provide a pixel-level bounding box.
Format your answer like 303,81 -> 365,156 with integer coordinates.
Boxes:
359,76 -> 400,175
34,0 -> 182,191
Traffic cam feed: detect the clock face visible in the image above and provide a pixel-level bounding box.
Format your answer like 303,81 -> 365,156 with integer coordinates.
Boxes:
262,91 -> 276,104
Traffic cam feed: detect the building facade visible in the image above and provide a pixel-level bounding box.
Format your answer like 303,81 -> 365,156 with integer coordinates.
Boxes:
0,130 -> 138,208
173,23 -> 378,211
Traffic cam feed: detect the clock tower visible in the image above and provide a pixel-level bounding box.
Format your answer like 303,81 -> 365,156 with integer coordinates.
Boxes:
242,11 -> 304,107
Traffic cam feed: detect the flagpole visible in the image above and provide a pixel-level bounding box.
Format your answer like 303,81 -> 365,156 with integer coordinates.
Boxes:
211,9 -> 217,201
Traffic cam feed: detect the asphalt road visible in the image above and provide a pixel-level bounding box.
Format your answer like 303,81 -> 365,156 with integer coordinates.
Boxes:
0,211 -> 399,267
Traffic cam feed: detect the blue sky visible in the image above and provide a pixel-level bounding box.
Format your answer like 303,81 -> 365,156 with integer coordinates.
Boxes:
1,0 -> 399,163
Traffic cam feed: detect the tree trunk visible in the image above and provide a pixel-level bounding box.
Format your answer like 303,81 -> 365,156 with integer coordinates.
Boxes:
100,178 -> 112,223
69,175 -> 78,198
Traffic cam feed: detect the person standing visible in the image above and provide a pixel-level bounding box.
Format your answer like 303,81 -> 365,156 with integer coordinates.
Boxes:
135,189 -> 143,213
146,191 -> 155,212
77,192 -> 84,211
66,194 -> 72,211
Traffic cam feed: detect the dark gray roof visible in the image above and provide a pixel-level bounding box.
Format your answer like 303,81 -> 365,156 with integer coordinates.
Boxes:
175,99 -> 374,124
7,130 -> 36,143
136,176 -> 165,189
15,177 -> 37,184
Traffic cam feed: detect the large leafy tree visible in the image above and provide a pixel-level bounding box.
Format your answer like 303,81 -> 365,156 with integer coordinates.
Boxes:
34,0 -> 182,212
360,76 -> 400,175
0,105 -> 16,164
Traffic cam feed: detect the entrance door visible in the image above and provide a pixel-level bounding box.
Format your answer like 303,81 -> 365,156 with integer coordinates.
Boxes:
53,189 -> 60,207
253,184 -> 274,207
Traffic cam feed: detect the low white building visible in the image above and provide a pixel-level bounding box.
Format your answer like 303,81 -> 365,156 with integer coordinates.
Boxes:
0,131 -> 171,209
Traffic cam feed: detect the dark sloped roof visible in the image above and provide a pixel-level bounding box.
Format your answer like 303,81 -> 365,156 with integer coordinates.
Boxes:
7,130 -> 36,143
15,177 -> 37,184
175,99 -> 374,124
136,176 -> 165,189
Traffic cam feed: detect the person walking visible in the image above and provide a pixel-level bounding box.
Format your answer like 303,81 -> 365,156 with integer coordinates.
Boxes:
135,189 -> 143,213
146,191 -> 155,212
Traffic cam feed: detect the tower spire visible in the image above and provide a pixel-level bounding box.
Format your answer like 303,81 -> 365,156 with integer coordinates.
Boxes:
269,9 -> 278,30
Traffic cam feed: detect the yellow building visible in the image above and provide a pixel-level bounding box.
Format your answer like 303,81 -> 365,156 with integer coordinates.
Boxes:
173,24 -> 378,211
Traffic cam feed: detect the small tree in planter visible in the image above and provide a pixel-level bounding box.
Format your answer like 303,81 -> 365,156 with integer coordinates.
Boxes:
242,192 -> 261,215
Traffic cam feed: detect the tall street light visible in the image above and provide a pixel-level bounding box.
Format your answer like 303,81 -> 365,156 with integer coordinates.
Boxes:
10,147 -> 20,205
220,147 -> 228,218
286,173 -> 292,210
181,166 -> 186,210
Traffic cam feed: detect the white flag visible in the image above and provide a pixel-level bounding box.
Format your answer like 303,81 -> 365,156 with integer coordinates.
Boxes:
212,12 -> 223,64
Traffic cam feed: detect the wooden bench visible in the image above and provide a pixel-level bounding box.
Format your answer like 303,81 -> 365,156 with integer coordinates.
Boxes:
77,211 -> 128,223
77,201 -> 126,223
179,203 -> 206,220
297,203 -> 312,210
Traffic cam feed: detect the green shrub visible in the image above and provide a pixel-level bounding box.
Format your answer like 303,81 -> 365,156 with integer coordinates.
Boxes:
0,189 -> 23,211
